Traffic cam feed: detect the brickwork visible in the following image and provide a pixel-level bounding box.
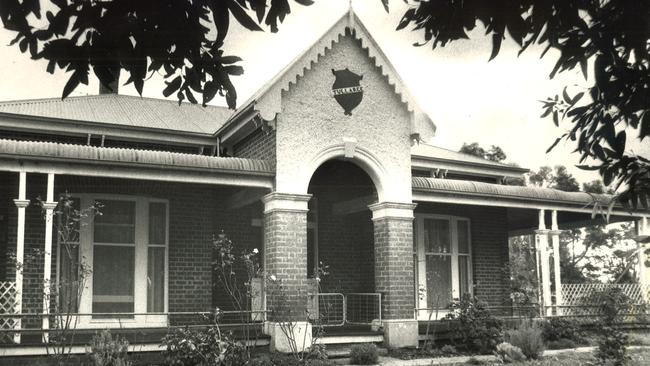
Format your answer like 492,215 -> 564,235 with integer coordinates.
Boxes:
317,204 -> 374,294
232,128 -> 276,162
373,217 -> 416,320
264,209 -> 309,322
415,203 -> 511,307
0,173 -> 264,329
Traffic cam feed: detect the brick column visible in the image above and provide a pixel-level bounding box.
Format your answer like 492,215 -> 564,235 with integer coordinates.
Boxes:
369,202 -> 418,349
262,192 -> 313,352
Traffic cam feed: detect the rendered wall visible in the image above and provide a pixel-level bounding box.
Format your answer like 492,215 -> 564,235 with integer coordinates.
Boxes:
276,34 -> 413,203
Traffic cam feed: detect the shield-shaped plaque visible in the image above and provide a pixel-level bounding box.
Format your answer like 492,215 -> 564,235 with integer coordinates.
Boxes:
331,68 -> 364,116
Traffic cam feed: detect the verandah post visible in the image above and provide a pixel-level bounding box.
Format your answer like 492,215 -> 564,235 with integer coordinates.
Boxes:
535,209 -> 552,317
636,217 -> 649,301
42,173 -> 57,342
550,210 -> 562,316
13,171 -> 29,344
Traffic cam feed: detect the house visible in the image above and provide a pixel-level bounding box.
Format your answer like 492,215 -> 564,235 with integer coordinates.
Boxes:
0,8 -> 647,355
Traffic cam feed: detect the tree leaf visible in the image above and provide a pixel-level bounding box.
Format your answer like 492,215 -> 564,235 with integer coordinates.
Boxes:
163,76 -> 182,98
61,71 -> 80,99
228,1 -> 263,32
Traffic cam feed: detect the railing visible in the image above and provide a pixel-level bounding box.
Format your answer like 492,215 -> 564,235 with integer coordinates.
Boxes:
0,310 -> 269,345
310,293 -> 382,327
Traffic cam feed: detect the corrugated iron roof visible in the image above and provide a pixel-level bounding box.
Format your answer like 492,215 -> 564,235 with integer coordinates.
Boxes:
0,94 -> 232,134
412,177 -> 612,206
0,138 -> 274,174
411,143 -> 528,172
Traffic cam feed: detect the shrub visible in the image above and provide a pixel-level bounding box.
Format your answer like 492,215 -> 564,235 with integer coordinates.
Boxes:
161,326 -> 247,366
465,357 -> 485,365
596,326 -> 628,366
494,342 -> 526,363
507,322 -> 544,360
590,287 -> 633,366
540,317 -> 582,343
445,295 -> 504,354
87,330 -> 131,366
440,344 -> 458,356
546,338 -> 577,350
349,343 -> 379,365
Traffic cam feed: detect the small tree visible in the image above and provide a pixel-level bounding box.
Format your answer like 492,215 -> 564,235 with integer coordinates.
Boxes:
38,193 -> 100,362
212,232 -> 263,359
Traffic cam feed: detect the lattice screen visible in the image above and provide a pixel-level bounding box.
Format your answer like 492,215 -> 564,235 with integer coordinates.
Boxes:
0,281 -> 17,344
560,283 -> 649,320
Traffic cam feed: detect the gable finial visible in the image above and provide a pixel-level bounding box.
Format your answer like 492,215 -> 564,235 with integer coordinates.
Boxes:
348,0 -> 354,25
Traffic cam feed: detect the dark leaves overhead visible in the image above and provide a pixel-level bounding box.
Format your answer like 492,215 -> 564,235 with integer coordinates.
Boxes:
0,0 -> 313,109
399,0 -> 650,212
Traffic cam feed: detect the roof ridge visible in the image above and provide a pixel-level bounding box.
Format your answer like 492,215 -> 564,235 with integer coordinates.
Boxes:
0,93 -> 232,111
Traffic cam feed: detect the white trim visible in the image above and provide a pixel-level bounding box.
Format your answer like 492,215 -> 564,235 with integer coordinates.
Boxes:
414,213 -> 472,321
61,194 -> 169,329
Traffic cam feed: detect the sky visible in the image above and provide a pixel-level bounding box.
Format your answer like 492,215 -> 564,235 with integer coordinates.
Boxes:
0,0 -> 647,186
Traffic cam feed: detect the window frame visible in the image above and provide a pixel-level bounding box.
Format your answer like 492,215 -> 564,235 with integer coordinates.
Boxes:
56,194 -> 169,328
414,213 -> 473,320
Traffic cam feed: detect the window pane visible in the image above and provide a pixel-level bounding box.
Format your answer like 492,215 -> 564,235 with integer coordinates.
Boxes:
149,202 -> 166,245
426,255 -> 452,308
94,200 -> 135,244
459,256 -> 471,296
424,219 -> 450,253
58,243 -> 80,313
92,245 -> 134,317
147,247 -> 165,312
458,220 -> 469,254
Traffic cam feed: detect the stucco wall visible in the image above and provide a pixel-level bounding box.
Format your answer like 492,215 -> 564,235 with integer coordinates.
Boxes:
276,35 -> 413,203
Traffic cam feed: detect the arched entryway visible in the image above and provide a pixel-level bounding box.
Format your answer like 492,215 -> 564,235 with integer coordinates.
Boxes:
307,159 -> 377,294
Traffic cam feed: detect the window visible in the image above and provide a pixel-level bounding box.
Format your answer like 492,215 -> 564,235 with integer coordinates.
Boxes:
58,195 -> 168,327
414,215 -> 472,318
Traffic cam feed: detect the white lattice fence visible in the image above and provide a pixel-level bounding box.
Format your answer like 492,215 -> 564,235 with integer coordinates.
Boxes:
0,281 -> 17,343
560,283 -> 649,321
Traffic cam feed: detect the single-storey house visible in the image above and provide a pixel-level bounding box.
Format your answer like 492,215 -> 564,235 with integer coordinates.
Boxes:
0,8 -> 647,355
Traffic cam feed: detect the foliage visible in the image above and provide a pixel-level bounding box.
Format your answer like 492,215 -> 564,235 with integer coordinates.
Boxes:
397,0 -> 650,212
445,295 -> 504,354
0,0 -> 314,107
460,142 -> 507,163
87,330 -> 131,366
34,193 -> 100,360
506,322 -> 545,360
589,287 -> 633,366
528,166 -> 580,192
546,338 -> 577,350
212,231 -> 263,357
540,317 -> 583,344
596,327 -> 629,366
506,235 -> 538,307
494,342 -> 526,363
349,343 -> 379,365
250,353 -> 337,366
161,326 -> 247,366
